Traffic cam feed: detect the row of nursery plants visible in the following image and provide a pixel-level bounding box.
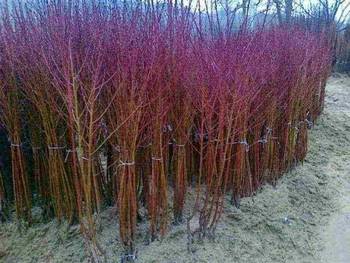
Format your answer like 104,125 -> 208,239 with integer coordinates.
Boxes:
0,0 -> 331,260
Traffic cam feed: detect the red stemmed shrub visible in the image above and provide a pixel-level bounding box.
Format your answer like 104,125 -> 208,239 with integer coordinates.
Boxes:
0,0 -> 332,260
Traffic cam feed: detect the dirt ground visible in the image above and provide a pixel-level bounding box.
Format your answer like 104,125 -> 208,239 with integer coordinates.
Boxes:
0,74 -> 349,263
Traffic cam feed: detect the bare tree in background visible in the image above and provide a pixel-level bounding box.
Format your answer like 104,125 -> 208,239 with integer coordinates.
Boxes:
285,0 -> 293,23
272,0 -> 294,24
273,0 -> 283,23
297,0 -> 350,67
297,0 -> 350,31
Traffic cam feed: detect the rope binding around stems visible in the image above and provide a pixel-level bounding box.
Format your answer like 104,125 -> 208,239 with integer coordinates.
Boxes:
64,149 -> 77,163
47,145 -> 66,150
151,157 -> 163,161
239,139 -> 250,152
118,160 -> 135,167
